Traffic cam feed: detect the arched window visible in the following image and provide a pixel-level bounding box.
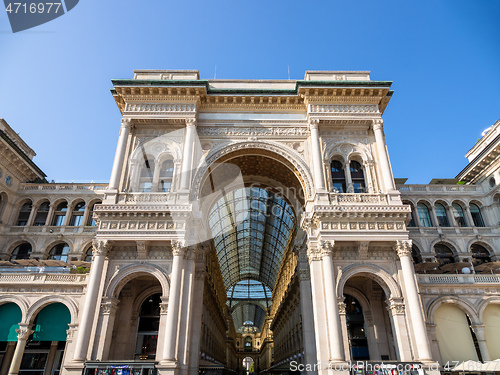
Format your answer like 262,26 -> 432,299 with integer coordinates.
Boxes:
51,202 -> 67,226
417,203 -> 433,227
48,243 -> 70,262
434,243 -> 455,266
135,293 -> 161,360
331,160 -> 346,193
139,156 -> 155,192
350,160 -> 365,193
412,245 -> 422,264
158,159 -> 174,192
470,204 -> 485,227
435,203 -> 450,227
244,336 -> 252,351
33,201 -> 50,226
452,203 -> 467,227
84,246 -> 93,262
11,243 -> 32,260
70,201 -> 85,226
16,201 -> 32,226
404,202 -> 416,227
87,201 -> 100,226
471,244 -> 491,265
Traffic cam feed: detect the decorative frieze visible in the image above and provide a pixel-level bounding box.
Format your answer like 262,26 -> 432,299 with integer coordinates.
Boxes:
124,103 -> 196,115
319,221 -> 406,231
309,104 -> 379,115
197,126 -> 310,137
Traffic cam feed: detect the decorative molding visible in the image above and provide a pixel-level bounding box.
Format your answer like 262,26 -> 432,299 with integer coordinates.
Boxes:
197,126 -> 309,137
338,302 -> 346,315
92,239 -> 110,257
309,104 -> 379,115
16,326 -> 34,341
386,299 -> 405,315
171,240 -> 185,257
396,240 -> 412,258
372,119 -> 384,131
160,302 -> 169,314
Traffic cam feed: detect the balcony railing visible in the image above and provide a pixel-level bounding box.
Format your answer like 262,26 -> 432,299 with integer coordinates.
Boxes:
117,192 -> 176,204
0,272 -> 88,284
329,193 -> 388,205
19,183 -> 108,192
418,274 -> 500,284
397,184 -> 483,194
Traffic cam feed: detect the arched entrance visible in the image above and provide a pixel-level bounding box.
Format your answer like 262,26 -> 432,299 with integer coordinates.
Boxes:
340,269 -> 406,362
107,276 -> 163,361
195,147 -> 313,373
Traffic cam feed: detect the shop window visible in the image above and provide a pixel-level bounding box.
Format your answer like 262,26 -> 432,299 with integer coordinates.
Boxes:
135,293 -> 160,360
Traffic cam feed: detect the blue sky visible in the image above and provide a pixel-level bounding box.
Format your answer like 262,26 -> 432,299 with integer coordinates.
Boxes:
0,0 -> 499,184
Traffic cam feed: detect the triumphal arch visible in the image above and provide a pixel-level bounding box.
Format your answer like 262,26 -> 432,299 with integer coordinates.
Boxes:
63,70 -> 435,375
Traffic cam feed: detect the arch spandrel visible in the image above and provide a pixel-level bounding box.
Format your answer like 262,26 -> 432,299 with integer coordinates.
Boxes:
105,263 -> 171,299
192,141 -> 314,203
337,264 -> 402,299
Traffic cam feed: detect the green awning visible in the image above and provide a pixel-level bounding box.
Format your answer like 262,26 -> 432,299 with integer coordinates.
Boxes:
0,303 -> 22,341
33,303 -> 70,341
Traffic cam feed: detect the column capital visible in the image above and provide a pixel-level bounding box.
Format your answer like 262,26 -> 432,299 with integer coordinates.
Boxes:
308,118 -> 320,130
186,118 -> 197,127
292,243 -> 308,259
372,118 -> 384,131
338,302 -> 346,315
16,325 -> 33,341
386,298 -> 406,316
171,240 -> 185,257
306,244 -> 322,262
92,239 -> 110,257
363,159 -> 375,167
395,239 -> 412,258
320,240 -> 335,256
183,246 -> 195,260
160,302 -> 169,315
121,118 -> 133,128
100,298 -> 120,315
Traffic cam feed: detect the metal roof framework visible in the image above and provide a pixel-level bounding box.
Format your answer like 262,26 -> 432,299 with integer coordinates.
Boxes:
209,187 -> 295,331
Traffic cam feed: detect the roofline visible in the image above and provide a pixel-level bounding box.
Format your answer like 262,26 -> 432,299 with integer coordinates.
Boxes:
456,132 -> 500,181
0,129 -> 46,178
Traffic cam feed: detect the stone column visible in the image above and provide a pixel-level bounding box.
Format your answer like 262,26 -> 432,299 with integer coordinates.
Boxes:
96,298 -> 120,360
0,342 -> 16,375
161,240 -> 185,363
189,248 -> 207,375
471,325 -> 491,362
337,301 -> 350,361
179,118 -> 197,191
344,164 -> 353,193
429,207 -> 439,227
108,118 -> 132,191
363,160 -> 375,193
73,239 -> 109,362
396,240 -> 433,361
364,312 -> 381,360
8,324 -> 33,375
320,241 -> 344,362
386,299 -> 411,361
295,245 -> 318,371
308,119 -> 326,191
307,243 -> 330,372
464,206 -> 475,227
372,119 -> 395,192
178,247 -> 195,369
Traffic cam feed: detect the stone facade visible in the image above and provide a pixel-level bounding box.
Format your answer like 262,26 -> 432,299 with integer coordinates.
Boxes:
0,71 -> 499,375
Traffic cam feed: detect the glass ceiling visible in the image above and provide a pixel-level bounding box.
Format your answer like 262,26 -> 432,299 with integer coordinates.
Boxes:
209,187 -> 295,331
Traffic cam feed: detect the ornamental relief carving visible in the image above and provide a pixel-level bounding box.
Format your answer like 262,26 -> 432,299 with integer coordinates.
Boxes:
309,104 -> 379,114
109,246 -> 138,260
125,103 -> 196,113
193,141 -> 314,199
148,246 -> 173,260
320,221 -> 406,231
197,126 -> 309,137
